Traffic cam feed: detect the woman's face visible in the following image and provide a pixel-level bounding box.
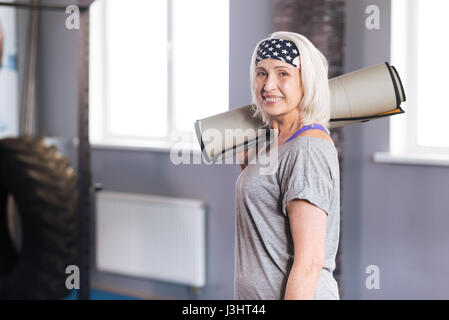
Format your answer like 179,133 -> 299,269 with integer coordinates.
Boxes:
254,58 -> 303,119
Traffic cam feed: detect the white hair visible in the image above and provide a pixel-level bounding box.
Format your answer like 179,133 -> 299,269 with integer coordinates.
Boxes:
249,31 -> 331,134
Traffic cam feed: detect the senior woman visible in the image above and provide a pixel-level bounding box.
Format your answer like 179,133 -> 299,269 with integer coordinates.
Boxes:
235,31 -> 340,300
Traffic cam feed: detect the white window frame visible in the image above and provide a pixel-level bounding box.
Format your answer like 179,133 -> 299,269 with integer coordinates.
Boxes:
374,0 -> 449,166
89,0 -> 229,153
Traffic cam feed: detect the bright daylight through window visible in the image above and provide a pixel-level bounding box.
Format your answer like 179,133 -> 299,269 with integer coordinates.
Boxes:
89,0 -> 229,150
390,0 -> 449,158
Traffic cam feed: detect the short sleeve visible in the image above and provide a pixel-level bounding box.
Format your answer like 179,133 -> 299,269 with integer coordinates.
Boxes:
280,140 -> 336,217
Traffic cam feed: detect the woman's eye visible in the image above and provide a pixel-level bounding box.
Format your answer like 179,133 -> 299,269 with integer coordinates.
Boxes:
256,71 -> 288,77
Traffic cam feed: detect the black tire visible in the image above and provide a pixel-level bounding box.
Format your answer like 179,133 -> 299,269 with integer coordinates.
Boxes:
0,136 -> 78,299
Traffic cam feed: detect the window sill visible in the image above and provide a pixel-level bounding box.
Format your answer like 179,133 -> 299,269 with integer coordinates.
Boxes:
91,139 -> 203,155
373,152 -> 449,167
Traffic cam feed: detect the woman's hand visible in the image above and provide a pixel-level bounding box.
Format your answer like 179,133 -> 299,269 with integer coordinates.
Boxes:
237,147 -> 250,171
238,150 -> 248,171
237,144 -> 257,171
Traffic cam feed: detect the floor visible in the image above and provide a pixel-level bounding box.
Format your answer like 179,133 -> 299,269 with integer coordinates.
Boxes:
62,289 -> 141,300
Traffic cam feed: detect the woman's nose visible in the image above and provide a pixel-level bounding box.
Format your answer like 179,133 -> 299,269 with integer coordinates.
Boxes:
263,73 -> 277,91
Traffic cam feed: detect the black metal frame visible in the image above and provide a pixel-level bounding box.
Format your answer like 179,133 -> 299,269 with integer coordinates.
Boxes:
0,0 -> 94,300
0,1 -> 89,11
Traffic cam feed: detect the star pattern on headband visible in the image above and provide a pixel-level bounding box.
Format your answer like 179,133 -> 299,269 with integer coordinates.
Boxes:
255,38 -> 300,68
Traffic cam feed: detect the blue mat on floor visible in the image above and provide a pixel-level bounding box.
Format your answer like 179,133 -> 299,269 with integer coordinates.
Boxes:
62,289 -> 141,300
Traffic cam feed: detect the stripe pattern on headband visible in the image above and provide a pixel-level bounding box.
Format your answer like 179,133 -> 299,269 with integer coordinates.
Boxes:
255,38 -> 300,68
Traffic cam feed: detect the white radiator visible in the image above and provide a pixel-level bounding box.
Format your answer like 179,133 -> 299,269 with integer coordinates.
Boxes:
95,191 -> 206,287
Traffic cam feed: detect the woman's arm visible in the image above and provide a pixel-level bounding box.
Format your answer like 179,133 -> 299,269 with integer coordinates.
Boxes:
284,199 -> 327,300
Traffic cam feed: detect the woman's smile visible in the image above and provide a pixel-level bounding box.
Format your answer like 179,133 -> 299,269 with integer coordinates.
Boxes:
263,94 -> 285,105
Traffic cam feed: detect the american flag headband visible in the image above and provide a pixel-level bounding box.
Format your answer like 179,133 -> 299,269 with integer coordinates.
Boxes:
255,38 -> 301,69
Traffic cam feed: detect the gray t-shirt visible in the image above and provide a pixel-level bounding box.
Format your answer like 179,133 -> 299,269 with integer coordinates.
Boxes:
234,136 -> 340,300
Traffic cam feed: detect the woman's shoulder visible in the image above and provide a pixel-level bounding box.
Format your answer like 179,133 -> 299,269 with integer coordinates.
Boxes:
298,128 -> 335,147
280,131 -> 339,170
284,130 -> 337,155
279,132 -> 340,182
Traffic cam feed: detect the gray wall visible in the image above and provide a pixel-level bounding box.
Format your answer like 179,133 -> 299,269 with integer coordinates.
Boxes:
342,0 -> 449,299
33,0 -> 449,300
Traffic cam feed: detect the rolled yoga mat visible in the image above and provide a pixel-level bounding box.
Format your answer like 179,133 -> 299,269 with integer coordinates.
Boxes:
195,62 -> 406,163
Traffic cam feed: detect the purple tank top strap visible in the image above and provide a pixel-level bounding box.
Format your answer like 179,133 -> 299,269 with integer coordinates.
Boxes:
285,123 -> 329,144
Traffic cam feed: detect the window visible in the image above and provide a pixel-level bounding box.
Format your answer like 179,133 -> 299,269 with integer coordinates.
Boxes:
388,0 -> 449,161
89,0 -> 229,151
